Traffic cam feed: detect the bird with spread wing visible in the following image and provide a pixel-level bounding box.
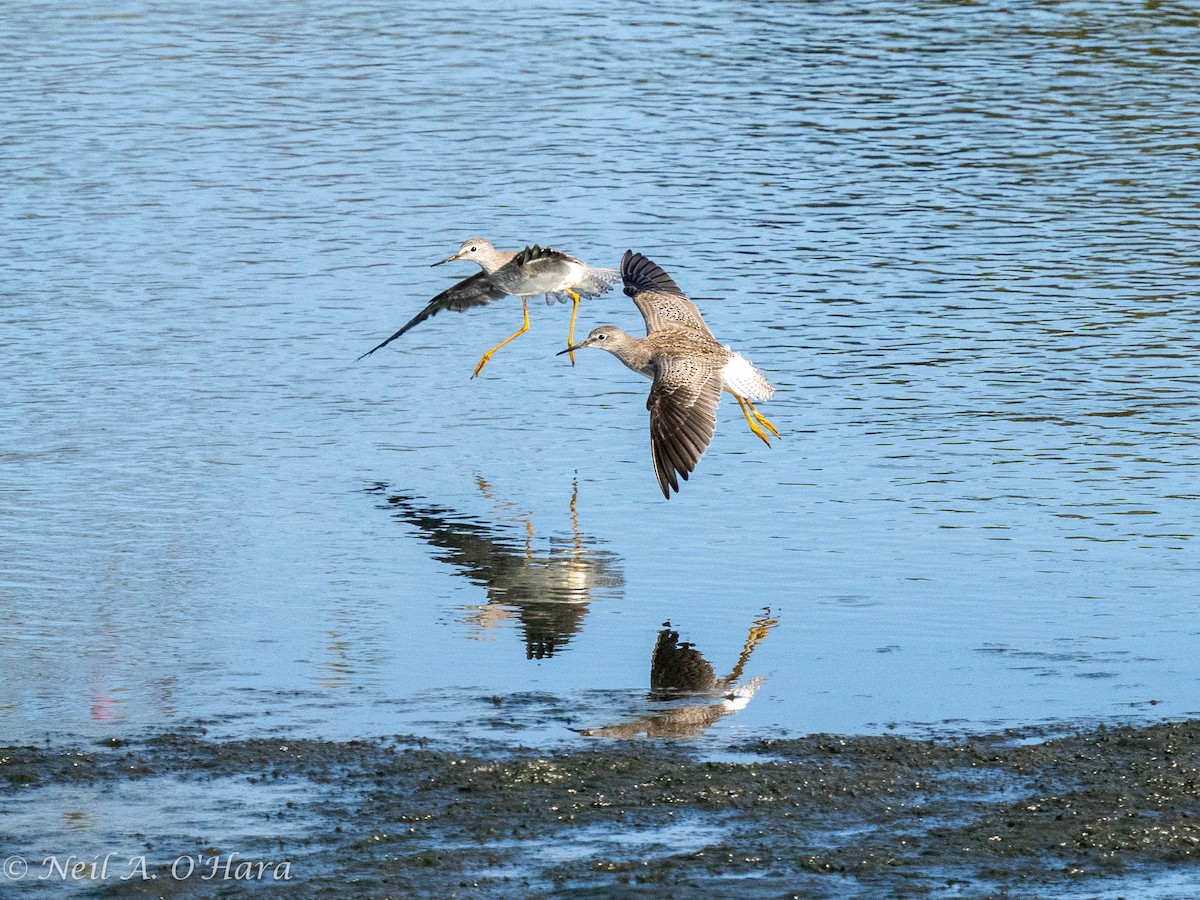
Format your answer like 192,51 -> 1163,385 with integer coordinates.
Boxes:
358,238 -> 619,377
561,250 -> 779,498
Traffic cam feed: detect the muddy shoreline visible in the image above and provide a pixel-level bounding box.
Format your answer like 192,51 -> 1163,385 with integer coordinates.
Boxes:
5,719 -> 1200,897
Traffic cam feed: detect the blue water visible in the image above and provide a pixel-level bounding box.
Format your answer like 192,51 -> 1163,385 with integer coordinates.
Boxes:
2,0 -> 1199,749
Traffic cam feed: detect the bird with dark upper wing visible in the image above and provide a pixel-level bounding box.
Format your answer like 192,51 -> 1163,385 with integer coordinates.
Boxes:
560,250 -> 779,498
359,237 -> 619,377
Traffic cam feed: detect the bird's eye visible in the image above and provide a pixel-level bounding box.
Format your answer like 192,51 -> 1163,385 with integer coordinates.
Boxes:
597,333 -> 606,340
470,245 -> 477,252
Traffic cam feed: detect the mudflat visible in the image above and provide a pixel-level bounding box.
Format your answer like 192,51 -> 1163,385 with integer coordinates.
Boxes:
5,719 -> 1200,897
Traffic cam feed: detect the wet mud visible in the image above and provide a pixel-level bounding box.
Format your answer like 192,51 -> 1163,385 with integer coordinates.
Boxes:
5,718 -> 1200,897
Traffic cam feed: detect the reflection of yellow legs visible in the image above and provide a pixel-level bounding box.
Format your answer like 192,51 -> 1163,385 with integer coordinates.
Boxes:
729,390 -> 780,447
565,290 -> 581,366
569,478 -> 582,553
565,477 -> 589,585
475,475 -> 535,554
472,298 -> 530,378
725,607 -> 778,685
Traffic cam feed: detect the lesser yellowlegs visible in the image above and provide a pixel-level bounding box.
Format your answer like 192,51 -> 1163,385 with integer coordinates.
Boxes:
577,609 -> 777,738
376,477 -> 620,659
360,238 -> 618,376
559,250 -> 780,498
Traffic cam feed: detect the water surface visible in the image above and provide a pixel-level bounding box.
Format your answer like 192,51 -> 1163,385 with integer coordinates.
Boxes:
2,0 -> 1199,752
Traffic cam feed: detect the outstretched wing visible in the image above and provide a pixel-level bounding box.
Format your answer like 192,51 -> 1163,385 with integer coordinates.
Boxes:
621,250 -> 714,338
358,272 -> 506,360
647,356 -> 722,499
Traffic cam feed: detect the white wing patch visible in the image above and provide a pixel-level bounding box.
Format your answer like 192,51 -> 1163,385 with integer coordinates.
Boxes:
721,353 -> 774,402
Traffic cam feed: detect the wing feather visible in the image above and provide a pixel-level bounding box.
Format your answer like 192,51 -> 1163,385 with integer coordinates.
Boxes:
621,250 -> 714,339
358,272 -> 506,360
513,244 -> 582,267
646,357 -> 722,498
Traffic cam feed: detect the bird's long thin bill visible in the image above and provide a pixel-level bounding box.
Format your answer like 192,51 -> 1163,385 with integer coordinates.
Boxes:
430,255 -> 457,267
556,343 -> 585,356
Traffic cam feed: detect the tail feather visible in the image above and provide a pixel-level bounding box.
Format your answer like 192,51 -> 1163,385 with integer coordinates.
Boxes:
577,267 -> 620,298
543,267 -> 621,304
723,353 -> 774,402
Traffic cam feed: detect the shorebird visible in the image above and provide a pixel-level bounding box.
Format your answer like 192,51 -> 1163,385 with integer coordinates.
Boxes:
577,608 -> 778,738
560,250 -> 779,498
375,478 -> 621,660
358,238 -> 619,376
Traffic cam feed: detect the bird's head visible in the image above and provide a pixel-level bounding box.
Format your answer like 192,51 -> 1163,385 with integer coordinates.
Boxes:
433,237 -> 497,269
558,325 -> 629,357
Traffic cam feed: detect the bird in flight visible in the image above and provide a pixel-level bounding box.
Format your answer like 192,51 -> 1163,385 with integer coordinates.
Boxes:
359,238 -> 619,377
561,250 -> 779,498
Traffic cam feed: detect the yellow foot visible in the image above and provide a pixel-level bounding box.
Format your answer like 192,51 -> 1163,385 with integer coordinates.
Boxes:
734,394 -> 774,447
753,408 -> 781,440
747,625 -> 772,644
471,351 -> 496,379
746,609 -> 778,645
747,418 -> 773,448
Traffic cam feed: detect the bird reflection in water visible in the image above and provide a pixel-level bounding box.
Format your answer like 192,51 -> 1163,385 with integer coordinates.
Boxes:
580,608 -> 777,739
378,477 -> 622,659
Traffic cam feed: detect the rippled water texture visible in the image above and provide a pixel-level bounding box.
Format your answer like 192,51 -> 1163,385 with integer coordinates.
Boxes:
2,0 -> 1199,748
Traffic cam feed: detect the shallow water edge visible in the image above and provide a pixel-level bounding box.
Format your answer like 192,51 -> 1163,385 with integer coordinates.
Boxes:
5,717 -> 1200,898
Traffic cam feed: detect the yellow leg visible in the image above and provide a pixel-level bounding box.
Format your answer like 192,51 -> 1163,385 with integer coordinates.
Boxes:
730,391 -> 775,447
565,289 -> 581,366
725,607 -> 778,684
569,478 -> 582,552
472,298 -> 530,378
